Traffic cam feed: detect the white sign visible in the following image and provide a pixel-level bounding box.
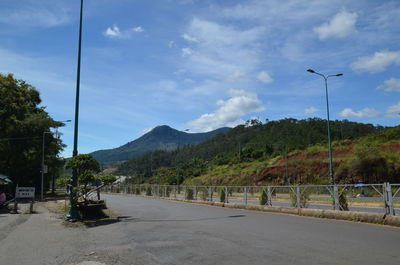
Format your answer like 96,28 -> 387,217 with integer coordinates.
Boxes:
16,187 -> 35,199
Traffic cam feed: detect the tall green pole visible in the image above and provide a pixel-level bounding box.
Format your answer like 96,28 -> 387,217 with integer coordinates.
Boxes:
323,76 -> 334,185
67,0 -> 84,220
307,69 -> 342,186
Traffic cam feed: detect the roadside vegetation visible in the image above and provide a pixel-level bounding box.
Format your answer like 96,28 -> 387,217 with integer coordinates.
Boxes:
0,73 -> 65,192
113,118 -> 399,186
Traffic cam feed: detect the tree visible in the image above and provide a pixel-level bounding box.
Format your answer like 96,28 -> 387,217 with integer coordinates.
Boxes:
66,154 -> 100,201
0,73 -> 65,192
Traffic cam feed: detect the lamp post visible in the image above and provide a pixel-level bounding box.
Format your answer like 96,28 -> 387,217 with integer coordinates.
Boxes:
41,131 -> 51,201
307,69 -> 343,185
41,120 -> 71,201
67,0 -> 84,221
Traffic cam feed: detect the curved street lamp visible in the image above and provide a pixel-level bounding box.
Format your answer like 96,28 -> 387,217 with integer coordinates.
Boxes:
307,69 -> 343,185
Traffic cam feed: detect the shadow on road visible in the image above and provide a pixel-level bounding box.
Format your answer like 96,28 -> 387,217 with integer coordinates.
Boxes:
116,214 -> 246,223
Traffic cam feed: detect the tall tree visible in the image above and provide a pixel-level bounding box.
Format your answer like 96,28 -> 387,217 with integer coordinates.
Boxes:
0,73 -> 65,192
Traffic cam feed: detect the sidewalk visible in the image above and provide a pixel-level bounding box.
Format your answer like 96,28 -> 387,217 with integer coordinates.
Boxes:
0,203 -> 92,265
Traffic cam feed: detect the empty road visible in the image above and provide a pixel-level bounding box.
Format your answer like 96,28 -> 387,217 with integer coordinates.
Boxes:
101,194 -> 400,265
1,195 -> 399,265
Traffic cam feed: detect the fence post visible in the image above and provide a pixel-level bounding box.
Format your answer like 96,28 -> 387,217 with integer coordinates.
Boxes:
384,182 -> 395,216
244,187 -> 248,205
267,186 -> 272,206
296,186 -> 301,209
174,185 -> 177,199
209,186 -> 212,202
333,185 -> 339,211
225,186 -> 229,204
194,186 -> 197,201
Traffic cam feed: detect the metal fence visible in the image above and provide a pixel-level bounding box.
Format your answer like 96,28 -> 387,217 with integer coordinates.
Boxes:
102,183 -> 400,216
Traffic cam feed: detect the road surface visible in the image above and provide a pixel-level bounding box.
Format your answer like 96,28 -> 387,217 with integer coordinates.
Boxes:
101,194 -> 400,265
1,195 -> 399,265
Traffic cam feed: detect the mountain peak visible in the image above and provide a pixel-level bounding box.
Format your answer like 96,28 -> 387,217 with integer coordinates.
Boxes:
91,125 -> 230,166
151,125 -> 175,132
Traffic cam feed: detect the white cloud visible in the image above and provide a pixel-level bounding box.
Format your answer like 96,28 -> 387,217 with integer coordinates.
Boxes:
304,107 -> 318,115
314,11 -> 358,40
339,108 -> 379,118
0,3 -> 72,28
181,18 -> 264,79
104,25 -> 121,38
256,71 -> 273,84
378,78 -> 400,92
186,89 -> 264,132
351,50 -> 400,73
386,103 -> 400,118
182,34 -> 198,42
103,24 -> 144,39
168,41 -> 175,48
228,70 -> 247,82
181,47 -> 193,57
132,26 -> 144,32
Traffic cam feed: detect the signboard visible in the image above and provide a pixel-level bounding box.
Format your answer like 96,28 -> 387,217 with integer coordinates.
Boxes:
15,187 -> 35,199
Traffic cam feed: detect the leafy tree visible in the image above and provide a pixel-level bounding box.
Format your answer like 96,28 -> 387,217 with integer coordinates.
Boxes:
66,154 -> 100,200
0,73 -> 65,192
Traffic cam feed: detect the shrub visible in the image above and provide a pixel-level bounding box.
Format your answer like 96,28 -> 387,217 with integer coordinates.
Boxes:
134,186 -> 141,195
199,188 -> 208,201
259,188 -> 269,205
145,186 -> 152,196
338,188 -> 349,211
219,187 -> 226,203
165,186 -> 171,197
332,187 -> 349,211
290,187 -> 310,208
185,187 -> 194,200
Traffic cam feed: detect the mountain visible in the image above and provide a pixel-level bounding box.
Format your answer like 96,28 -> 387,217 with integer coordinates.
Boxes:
114,118 -> 388,182
91,125 -> 230,166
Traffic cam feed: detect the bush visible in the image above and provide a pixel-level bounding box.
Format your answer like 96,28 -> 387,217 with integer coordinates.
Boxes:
199,188 -> 208,201
219,187 -> 226,203
165,186 -> 171,197
337,188 -> 349,211
290,187 -> 310,208
185,187 -> 194,200
134,186 -> 141,195
145,186 -> 152,196
259,188 -> 269,205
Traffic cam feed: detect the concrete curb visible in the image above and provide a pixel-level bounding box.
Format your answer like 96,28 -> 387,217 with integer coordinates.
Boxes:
105,192 -> 400,227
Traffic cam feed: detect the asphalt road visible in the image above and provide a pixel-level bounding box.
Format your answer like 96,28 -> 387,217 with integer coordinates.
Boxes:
1,195 -> 399,265
101,194 -> 400,265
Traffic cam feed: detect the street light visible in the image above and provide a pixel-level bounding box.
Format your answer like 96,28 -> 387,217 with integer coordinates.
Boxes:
41,120 -> 71,201
307,69 -> 343,185
67,0 -> 84,221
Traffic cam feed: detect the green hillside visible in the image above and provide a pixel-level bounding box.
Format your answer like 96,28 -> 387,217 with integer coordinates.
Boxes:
114,118 -> 392,184
187,126 -> 400,185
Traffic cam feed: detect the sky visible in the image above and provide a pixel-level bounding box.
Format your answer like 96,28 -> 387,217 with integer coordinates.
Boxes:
1,0 -> 399,157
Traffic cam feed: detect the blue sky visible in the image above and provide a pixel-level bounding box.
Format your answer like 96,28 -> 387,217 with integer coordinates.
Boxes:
1,0 -> 399,157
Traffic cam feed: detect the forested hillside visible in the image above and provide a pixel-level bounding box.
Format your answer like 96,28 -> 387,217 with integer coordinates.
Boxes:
115,118 -> 387,184
91,125 -> 230,166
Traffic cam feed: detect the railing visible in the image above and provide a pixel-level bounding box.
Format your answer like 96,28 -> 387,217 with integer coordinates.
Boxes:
102,183 -> 400,216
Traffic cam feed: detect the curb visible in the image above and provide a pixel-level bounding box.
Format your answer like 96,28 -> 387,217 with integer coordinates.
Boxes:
104,192 -> 400,227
